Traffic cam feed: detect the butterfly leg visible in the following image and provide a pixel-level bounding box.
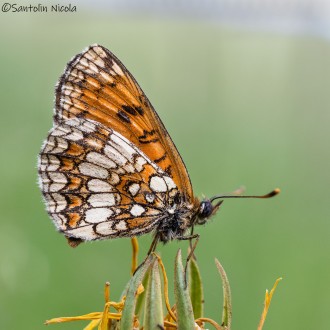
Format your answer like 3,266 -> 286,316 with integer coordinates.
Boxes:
177,233 -> 200,288
189,225 -> 196,260
147,234 -> 160,256
133,234 -> 160,275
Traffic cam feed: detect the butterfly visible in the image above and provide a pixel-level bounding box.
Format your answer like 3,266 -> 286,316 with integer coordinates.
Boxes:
38,44 -> 279,249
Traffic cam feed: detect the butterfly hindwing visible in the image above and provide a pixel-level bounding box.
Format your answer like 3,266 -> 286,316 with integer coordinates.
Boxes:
38,117 -> 180,241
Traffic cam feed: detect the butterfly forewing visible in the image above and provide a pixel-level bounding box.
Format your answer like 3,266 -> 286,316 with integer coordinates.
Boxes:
55,45 -> 194,203
39,116 -> 183,241
39,44 -> 200,244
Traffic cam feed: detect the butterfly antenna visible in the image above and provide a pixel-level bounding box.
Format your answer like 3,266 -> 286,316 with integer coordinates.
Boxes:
210,188 -> 280,203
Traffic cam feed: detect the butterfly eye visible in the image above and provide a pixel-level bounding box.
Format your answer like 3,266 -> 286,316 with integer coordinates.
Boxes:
198,200 -> 221,224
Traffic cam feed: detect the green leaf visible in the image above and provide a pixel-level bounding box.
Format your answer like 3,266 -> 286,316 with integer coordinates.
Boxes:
120,280 -> 131,301
215,258 -> 232,330
143,259 -> 164,329
189,257 -> 204,319
120,255 -> 155,329
135,268 -> 150,318
174,249 -> 195,330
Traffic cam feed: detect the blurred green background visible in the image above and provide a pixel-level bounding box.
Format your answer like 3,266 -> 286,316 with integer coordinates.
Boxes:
0,3 -> 329,330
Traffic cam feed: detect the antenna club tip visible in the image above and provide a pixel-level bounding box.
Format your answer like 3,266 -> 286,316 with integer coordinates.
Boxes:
266,188 -> 280,198
273,188 -> 281,195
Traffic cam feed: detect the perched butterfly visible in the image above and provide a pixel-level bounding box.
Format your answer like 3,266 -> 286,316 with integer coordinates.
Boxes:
38,45 -> 279,249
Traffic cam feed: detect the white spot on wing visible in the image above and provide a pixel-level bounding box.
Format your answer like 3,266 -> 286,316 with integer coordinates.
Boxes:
128,183 -> 140,196
115,221 -> 127,231
49,172 -> 67,192
88,179 -> 113,192
52,126 -> 68,136
80,57 -> 89,67
149,176 -> 167,193
44,136 -> 68,153
52,124 -> 83,141
111,134 -> 136,162
39,155 -> 60,171
66,226 -> 98,240
130,204 -> 146,216
49,155 -> 60,171
123,163 -> 135,173
44,193 -> 67,212
87,152 -> 116,169
79,120 -> 97,133
88,62 -> 99,74
95,222 -> 116,235
109,172 -> 120,185
85,208 -> 113,223
84,51 -> 97,62
94,57 -> 105,68
51,214 -> 66,230
100,71 -> 114,84
94,46 -> 107,58
112,62 -> 124,76
79,162 -> 109,179
104,145 -> 126,165
135,157 -> 147,172
65,129 -> 83,141
164,176 -> 176,190
65,118 -> 80,127
88,193 -> 116,207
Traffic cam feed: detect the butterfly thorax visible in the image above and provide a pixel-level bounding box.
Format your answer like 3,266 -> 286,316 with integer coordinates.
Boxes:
157,197 -> 221,242
155,197 -> 200,243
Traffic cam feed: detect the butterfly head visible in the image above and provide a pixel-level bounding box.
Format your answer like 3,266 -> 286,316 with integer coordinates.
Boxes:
196,199 -> 223,225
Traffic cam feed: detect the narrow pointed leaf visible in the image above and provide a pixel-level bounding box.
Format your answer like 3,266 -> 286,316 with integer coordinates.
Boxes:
215,258 -> 232,330
257,277 -> 282,330
174,250 -> 195,330
121,255 -> 154,329
143,259 -> 164,329
135,269 -> 150,318
189,257 -> 204,319
120,280 -> 131,301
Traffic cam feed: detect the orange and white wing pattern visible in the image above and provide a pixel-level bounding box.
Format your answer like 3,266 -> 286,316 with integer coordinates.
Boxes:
39,117 -> 188,244
38,45 -> 200,245
54,44 -> 193,203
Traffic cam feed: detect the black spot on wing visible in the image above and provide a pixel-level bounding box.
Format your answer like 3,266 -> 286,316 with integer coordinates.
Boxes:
164,165 -> 172,176
139,129 -> 155,139
138,129 -> 159,144
117,110 -> 131,123
122,105 -> 144,116
135,106 -> 144,115
122,105 -> 137,115
154,153 -> 167,163
139,138 -> 159,144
